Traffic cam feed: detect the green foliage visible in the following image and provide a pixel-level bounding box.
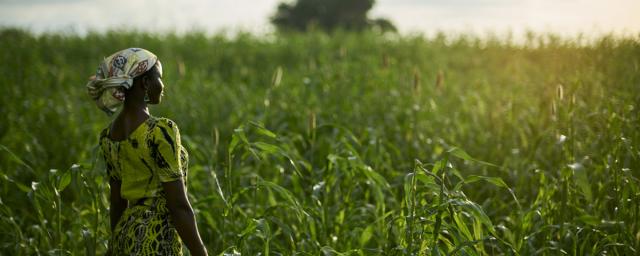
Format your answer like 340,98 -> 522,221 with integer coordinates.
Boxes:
271,0 -> 396,32
0,28 -> 639,255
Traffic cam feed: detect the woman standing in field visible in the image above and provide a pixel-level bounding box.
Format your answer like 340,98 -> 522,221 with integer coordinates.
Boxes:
87,48 -> 208,256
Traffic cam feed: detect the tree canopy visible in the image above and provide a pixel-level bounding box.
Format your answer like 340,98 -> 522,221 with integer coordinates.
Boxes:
271,0 -> 396,32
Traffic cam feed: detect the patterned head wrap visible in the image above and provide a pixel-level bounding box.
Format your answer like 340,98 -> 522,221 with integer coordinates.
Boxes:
86,48 -> 161,115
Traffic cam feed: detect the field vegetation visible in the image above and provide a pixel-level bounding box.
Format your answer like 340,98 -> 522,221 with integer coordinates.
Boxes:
0,28 -> 639,255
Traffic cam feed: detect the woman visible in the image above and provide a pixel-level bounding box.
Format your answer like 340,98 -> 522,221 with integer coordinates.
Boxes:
87,48 -> 208,256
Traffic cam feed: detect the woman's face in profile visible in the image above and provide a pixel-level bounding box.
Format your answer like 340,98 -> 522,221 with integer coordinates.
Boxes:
146,62 -> 164,104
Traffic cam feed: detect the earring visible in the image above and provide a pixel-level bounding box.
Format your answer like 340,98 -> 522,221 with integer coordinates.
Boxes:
144,89 -> 150,103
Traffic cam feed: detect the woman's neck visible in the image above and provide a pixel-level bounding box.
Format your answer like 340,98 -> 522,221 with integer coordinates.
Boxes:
121,99 -> 150,119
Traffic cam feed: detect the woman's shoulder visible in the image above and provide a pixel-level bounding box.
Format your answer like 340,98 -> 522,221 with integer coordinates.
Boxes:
98,125 -> 111,144
149,116 -> 178,128
99,126 -> 109,139
146,116 -> 183,151
147,116 -> 180,136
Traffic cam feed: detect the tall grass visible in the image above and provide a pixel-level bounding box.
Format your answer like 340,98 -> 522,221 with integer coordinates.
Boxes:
0,28 -> 638,255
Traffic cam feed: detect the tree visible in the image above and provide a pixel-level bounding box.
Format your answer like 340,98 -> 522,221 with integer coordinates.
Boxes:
271,0 -> 396,32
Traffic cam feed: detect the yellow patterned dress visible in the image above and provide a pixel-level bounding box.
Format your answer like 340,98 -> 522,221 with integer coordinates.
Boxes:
100,116 -> 188,255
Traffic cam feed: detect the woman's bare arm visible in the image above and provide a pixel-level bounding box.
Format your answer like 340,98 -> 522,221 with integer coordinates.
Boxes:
109,178 -> 128,231
163,179 -> 208,256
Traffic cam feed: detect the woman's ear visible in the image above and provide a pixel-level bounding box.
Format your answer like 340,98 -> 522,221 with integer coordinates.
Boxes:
142,75 -> 149,90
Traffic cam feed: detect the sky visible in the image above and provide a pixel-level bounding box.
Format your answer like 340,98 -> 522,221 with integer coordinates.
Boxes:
0,0 -> 638,37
